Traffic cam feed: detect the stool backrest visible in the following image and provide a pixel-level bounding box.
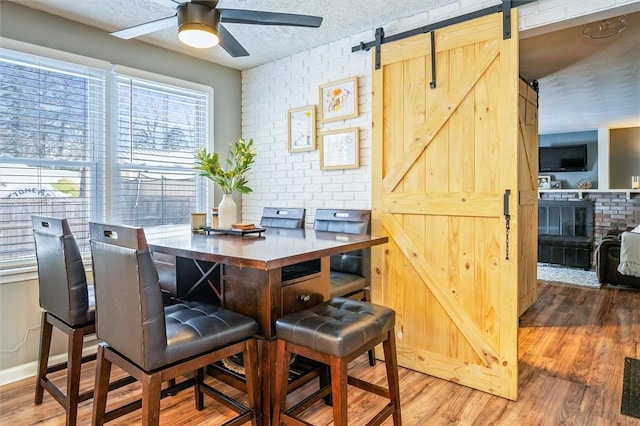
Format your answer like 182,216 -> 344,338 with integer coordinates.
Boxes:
32,216 -> 90,326
260,207 -> 306,229
313,209 -> 370,234
89,222 -> 166,370
313,209 -> 371,275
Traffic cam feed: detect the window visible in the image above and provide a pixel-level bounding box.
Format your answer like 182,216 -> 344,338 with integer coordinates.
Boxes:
0,47 -> 211,265
112,74 -> 208,227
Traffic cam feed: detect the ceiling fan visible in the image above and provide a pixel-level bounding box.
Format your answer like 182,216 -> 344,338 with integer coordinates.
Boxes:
110,0 -> 323,57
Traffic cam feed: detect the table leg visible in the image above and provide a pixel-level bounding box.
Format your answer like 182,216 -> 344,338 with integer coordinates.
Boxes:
259,338 -> 277,425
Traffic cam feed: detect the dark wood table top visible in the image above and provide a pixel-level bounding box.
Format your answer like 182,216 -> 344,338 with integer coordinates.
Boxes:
146,225 -> 388,270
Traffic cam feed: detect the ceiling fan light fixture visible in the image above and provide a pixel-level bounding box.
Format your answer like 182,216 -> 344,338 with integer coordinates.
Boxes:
179,23 -> 219,48
177,3 -> 219,49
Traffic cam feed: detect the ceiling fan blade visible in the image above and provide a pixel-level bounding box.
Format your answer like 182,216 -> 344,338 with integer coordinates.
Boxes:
218,25 -> 249,57
218,9 -> 322,28
110,15 -> 177,39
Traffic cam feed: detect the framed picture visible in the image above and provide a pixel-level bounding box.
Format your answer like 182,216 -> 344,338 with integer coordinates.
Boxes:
288,105 -> 316,152
538,175 -> 552,189
319,77 -> 358,123
550,180 -> 562,189
320,127 -> 359,170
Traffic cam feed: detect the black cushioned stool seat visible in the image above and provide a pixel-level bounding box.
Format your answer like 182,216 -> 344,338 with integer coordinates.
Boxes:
163,301 -> 258,366
272,297 -> 401,425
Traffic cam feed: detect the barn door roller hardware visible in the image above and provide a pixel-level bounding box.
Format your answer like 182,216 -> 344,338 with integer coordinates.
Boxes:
353,0 -> 536,70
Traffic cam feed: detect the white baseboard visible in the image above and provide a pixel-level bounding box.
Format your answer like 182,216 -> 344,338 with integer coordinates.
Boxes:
0,341 -> 98,387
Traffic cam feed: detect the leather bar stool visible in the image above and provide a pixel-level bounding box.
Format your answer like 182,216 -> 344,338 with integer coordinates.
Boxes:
89,222 -> 261,426
314,208 -> 376,366
31,216 -> 133,426
272,297 -> 402,425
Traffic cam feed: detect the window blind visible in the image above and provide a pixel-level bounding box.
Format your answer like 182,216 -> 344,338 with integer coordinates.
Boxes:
0,46 -> 212,266
113,75 -> 208,227
0,49 -> 106,262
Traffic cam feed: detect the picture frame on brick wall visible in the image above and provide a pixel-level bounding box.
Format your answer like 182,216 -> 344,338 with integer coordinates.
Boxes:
319,77 -> 358,123
538,175 -> 552,189
288,105 -> 316,153
320,127 -> 359,170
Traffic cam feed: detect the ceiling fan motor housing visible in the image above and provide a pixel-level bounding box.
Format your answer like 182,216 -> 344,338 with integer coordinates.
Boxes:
178,3 -> 219,34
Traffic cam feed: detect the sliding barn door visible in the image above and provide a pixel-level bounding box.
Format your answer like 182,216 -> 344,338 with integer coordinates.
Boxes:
371,12 -> 522,399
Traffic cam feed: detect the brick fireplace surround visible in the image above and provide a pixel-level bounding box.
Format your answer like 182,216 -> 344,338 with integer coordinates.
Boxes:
538,191 -> 640,268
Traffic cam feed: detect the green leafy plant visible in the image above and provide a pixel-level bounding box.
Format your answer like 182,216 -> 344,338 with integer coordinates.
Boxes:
195,138 -> 257,195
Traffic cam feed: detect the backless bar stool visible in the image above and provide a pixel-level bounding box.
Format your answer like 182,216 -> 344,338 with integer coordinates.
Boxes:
272,297 -> 402,425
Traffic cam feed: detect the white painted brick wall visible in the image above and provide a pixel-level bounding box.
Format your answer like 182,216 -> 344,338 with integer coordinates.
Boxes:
240,0 -> 639,227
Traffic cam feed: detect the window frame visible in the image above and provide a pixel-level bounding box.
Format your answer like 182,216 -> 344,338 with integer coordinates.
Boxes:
0,40 -> 214,282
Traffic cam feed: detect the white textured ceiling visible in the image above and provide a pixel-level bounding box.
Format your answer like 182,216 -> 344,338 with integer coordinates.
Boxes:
6,0 -> 640,135
10,0 -> 457,70
520,10 -> 640,134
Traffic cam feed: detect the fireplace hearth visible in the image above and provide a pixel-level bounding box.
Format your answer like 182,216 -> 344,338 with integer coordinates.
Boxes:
538,200 -> 594,269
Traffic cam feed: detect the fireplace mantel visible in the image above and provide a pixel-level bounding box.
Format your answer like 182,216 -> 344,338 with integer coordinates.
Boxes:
539,189 -> 640,200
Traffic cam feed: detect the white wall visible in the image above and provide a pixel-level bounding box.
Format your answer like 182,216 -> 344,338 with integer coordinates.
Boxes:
240,0 -> 640,227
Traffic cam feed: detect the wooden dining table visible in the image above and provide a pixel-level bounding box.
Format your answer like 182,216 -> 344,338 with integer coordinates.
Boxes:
145,225 -> 388,424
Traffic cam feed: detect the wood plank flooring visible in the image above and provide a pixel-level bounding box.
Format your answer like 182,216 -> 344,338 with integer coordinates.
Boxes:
1,281 -> 638,425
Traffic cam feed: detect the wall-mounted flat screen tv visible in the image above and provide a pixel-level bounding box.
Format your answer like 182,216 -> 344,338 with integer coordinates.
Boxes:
539,144 -> 588,172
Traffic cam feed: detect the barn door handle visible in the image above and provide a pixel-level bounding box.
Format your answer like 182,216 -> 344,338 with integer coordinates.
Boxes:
504,189 -> 511,260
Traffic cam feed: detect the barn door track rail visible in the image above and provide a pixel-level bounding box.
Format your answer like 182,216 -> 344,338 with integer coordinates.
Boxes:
353,0 -> 537,70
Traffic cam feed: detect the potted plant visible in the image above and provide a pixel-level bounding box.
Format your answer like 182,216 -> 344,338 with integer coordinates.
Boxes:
195,138 -> 257,228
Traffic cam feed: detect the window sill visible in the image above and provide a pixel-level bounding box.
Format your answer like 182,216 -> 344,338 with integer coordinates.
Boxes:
0,257 -> 93,285
0,262 -> 38,285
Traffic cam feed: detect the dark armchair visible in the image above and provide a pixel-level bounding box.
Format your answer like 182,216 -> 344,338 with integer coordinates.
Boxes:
596,229 -> 640,288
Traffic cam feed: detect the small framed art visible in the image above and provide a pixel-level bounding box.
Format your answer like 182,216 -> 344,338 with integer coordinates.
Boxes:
288,105 -> 316,152
538,175 -> 552,189
319,77 -> 358,123
320,127 -> 359,170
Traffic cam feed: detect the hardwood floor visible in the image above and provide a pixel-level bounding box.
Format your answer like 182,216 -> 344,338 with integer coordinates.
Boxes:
1,281 -> 638,425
